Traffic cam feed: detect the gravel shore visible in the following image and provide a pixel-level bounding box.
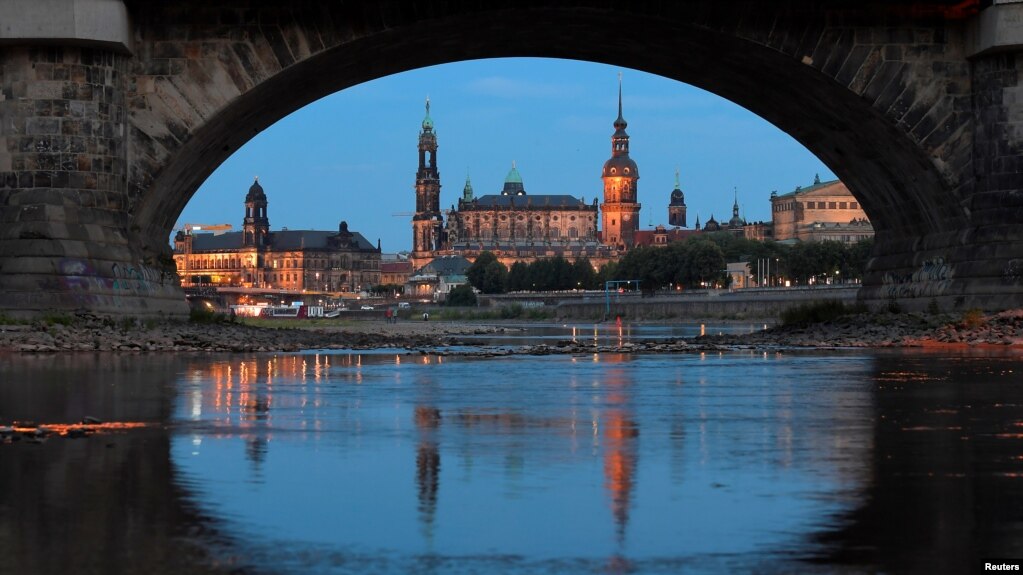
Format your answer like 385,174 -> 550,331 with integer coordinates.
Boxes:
695,308 -> 1023,349
1,310 -> 1020,354
0,315 -> 517,353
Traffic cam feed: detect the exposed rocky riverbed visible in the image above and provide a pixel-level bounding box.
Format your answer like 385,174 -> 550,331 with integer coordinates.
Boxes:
1,310 -> 1020,354
0,314 -> 494,352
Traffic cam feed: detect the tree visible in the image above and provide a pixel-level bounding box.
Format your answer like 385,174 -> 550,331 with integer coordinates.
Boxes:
466,251 -> 498,291
683,239 -> 726,287
572,257 -> 598,289
507,261 -> 529,291
845,238 -> 874,281
445,283 -> 477,306
596,261 -> 619,288
481,260 -> 508,294
787,240 -> 846,284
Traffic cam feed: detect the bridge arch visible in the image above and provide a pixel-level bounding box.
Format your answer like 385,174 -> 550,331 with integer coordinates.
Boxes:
1,1 -> 1020,315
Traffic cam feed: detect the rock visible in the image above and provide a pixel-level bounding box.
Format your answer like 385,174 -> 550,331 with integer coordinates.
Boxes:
82,416 -> 102,424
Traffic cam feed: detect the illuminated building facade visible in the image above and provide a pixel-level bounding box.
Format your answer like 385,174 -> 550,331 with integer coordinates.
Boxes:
414,99 -> 613,270
770,176 -> 874,244
173,178 -> 381,292
600,75 -> 641,249
443,165 -> 604,258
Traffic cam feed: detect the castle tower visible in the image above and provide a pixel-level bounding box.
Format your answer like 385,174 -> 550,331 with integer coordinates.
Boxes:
601,74 -> 641,249
413,97 -> 443,257
668,168 -> 687,228
243,176 -> 269,248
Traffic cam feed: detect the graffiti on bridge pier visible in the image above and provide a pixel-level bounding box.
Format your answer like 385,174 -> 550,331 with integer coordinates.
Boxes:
882,256 -> 953,299
56,258 -> 172,306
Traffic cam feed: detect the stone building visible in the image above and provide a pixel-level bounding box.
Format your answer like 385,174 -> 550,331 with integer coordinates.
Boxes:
413,93 -> 619,270
446,164 -> 601,248
409,77 -> 655,270
173,178 -> 381,292
770,176 -> 873,244
379,260 -> 413,287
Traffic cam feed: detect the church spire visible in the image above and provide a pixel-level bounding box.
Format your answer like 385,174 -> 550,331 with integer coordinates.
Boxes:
463,170 -> 474,201
674,168 -> 680,189
617,72 -> 623,122
614,71 -> 627,132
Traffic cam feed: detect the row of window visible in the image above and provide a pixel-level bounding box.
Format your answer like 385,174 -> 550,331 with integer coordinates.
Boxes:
806,201 -> 859,210
774,200 -> 860,212
190,257 -> 243,270
187,256 -> 371,270
466,227 -> 586,240
462,214 -> 595,222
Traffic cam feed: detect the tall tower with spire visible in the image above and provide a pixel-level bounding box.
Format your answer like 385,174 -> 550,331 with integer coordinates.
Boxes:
601,74 -> 641,249
727,186 -> 745,235
668,168 -> 687,228
413,97 -> 443,258
243,176 -> 269,248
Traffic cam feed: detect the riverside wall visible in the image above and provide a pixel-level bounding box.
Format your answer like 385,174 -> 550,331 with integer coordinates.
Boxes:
549,287 -> 861,320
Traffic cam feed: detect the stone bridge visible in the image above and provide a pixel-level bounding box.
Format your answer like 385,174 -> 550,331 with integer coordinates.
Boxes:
1,0 -> 1021,317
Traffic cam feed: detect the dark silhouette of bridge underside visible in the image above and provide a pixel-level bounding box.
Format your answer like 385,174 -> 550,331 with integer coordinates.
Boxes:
0,1 -> 1020,316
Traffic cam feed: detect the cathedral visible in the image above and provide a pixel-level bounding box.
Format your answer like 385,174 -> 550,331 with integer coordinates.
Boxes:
411,77 -> 662,270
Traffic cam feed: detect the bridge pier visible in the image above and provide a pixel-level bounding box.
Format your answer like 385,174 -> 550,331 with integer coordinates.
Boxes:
861,47 -> 1023,313
0,45 -> 187,318
0,1 -> 1020,318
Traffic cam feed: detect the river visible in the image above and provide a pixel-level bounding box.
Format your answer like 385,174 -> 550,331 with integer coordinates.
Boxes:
1,323 -> 1021,574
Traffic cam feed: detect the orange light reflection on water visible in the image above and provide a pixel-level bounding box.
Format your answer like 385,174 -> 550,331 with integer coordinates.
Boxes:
11,421 -> 151,436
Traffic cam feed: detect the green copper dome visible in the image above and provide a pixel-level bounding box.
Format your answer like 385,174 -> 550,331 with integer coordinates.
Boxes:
501,161 -> 526,195
422,97 -> 434,130
505,161 -> 522,184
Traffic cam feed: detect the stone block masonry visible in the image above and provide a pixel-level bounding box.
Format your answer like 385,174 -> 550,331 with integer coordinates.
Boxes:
0,46 -> 186,318
0,1 -> 1022,316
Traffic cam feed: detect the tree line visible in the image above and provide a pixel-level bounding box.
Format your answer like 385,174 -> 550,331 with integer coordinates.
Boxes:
464,233 -> 874,294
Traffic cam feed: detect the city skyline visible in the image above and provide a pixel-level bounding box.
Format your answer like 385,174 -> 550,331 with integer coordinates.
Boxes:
177,57 -> 836,252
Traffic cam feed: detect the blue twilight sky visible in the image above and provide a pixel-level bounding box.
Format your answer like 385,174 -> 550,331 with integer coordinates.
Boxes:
177,57 -> 835,253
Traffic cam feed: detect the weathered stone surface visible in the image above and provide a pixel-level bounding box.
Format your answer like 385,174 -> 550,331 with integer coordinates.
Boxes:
0,1 -> 1021,316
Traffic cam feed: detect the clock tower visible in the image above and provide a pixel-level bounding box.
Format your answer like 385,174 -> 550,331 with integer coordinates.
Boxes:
601,75 -> 641,249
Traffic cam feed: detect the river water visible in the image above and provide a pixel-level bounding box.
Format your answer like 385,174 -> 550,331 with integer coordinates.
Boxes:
1,323 -> 1021,574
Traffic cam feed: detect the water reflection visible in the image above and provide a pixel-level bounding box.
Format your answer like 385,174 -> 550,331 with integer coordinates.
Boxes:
813,350 -> 1023,573
414,406 -> 441,540
463,321 -> 755,347
166,349 -> 880,573
2,345 -> 1022,574
0,354 -> 236,574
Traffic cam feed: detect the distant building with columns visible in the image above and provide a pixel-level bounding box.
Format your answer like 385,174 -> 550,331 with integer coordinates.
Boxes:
769,176 -> 873,244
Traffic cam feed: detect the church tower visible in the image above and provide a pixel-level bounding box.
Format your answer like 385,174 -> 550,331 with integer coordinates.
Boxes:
413,97 -> 442,258
243,177 -> 269,248
601,74 -> 641,249
668,168 -> 687,228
